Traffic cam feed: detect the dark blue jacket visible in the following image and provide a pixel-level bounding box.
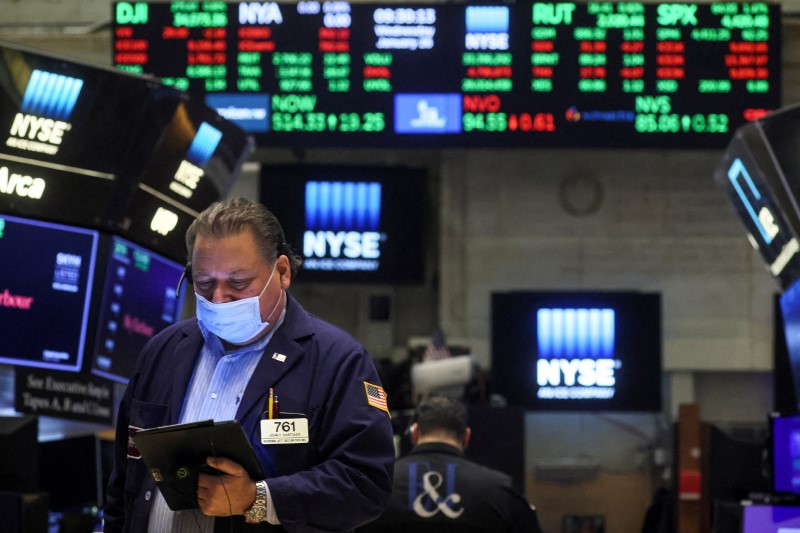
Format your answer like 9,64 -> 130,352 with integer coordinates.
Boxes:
358,442 -> 543,533
104,294 -> 395,533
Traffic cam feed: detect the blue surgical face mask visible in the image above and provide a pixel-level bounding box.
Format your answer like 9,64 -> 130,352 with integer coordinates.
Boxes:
195,263 -> 281,344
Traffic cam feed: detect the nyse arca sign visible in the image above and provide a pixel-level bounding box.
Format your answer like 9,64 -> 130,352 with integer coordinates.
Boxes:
0,165 -> 46,199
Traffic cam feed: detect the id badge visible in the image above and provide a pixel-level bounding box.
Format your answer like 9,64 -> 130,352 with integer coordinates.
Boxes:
260,418 -> 309,445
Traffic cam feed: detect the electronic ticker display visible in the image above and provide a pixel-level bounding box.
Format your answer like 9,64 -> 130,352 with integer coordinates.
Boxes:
112,1 -> 781,149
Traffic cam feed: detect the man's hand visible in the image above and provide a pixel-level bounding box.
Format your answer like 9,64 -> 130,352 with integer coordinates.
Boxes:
197,456 -> 257,516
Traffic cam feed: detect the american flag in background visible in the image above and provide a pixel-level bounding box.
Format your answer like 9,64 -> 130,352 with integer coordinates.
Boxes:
364,382 -> 389,416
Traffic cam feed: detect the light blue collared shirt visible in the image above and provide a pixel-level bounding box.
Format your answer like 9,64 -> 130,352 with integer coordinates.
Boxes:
147,310 -> 284,533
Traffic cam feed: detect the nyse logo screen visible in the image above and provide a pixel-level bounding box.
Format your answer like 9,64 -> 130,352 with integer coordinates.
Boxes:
302,181 -> 385,272
7,70 -> 83,156
536,308 -> 620,400
170,122 -> 222,200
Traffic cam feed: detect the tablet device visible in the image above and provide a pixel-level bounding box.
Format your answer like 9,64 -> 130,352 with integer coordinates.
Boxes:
133,419 -> 264,511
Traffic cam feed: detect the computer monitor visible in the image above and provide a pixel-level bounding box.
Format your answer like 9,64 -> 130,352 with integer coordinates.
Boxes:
742,504 -> 800,532
0,415 -> 39,493
0,214 -> 99,372
780,280 -> 800,413
38,434 -> 102,511
769,413 -> 800,495
707,423 -> 769,506
90,235 -> 186,384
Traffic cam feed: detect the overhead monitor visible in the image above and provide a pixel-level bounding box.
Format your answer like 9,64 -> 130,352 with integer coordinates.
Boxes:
114,97 -> 255,262
0,40 -> 184,229
0,214 -> 98,372
91,235 -> 186,384
491,291 -> 662,411
260,164 -> 428,284
111,1 -> 781,149
0,41 -> 253,262
715,104 -> 800,289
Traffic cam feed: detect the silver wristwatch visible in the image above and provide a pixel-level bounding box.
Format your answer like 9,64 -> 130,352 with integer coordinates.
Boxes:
244,480 -> 268,524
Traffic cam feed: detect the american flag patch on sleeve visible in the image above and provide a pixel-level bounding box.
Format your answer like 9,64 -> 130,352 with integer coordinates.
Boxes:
364,382 -> 390,417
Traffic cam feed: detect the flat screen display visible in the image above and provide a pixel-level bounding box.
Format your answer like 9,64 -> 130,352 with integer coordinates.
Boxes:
779,279 -> 800,413
114,97 -> 254,263
491,291 -> 662,411
0,415 -> 38,493
0,214 -> 98,372
260,164 -> 428,284
715,104 -> 800,289
111,1 -> 781,149
770,413 -> 800,495
90,236 -> 186,383
0,41 -> 183,229
38,434 -> 103,510
742,504 -> 800,532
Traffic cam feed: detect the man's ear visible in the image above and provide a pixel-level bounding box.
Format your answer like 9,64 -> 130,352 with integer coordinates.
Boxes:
462,427 -> 472,450
277,254 -> 292,288
410,423 -> 420,445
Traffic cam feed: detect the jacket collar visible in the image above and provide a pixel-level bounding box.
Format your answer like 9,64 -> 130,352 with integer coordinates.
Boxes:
408,441 -> 466,458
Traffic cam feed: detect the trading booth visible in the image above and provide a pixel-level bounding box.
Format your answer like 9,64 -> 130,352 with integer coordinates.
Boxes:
0,41 -> 253,532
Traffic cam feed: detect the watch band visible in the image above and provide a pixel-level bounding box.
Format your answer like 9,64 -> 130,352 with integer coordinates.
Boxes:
244,480 -> 268,524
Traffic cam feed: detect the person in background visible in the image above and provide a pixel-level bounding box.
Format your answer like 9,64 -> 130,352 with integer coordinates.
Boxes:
104,197 -> 395,532
358,395 -> 543,533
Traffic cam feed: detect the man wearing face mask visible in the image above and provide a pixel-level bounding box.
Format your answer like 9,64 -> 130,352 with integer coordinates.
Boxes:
104,198 -> 395,533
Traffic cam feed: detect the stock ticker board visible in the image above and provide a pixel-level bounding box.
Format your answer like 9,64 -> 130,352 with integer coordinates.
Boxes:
112,1 -> 781,149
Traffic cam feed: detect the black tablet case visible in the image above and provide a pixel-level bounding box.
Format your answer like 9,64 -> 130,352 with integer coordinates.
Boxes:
133,419 -> 264,510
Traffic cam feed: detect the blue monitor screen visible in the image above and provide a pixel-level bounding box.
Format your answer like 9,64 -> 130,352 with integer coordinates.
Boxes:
742,504 -> 800,532
491,291 -> 662,411
771,414 -> 800,494
0,214 -> 98,372
90,236 -> 185,383
780,279 -> 800,412
261,165 -> 428,284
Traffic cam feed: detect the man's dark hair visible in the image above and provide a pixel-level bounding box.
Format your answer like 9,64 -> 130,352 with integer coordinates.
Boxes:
186,197 -> 302,276
414,395 -> 468,440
